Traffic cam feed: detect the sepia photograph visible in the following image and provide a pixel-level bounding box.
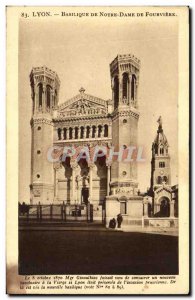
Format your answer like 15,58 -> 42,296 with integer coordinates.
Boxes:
6,6 -> 189,294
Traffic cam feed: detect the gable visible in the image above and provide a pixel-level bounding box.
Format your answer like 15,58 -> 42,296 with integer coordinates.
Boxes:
58,90 -> 108,118
155,185 -> 172,198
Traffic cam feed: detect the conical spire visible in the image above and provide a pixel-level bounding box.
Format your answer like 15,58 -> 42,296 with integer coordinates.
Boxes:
152,116 -> 169,156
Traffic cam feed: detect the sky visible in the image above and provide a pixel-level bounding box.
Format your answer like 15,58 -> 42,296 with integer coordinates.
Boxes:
19,15 -> 178,202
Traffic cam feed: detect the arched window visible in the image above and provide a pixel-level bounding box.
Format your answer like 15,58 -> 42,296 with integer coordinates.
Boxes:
98,125 -> 102,138
131,74 -> 136,100
86,126 -> 90,139
63,128 -> 67,140
163,176 -> 168,183
46,85 -> 52,108
157,176 -> 162,184
160,148 -> 164,155
114,76 -> 119,110
92,126 -> 96,138
54,89 -> 57,107
57,128 -> 61,140
75,127 -> 79,139
104,124 -> 108,137
80,126 -> 84,139
38,83 -> 43,107
122,73 -> 129,100
69,128 -> 73,140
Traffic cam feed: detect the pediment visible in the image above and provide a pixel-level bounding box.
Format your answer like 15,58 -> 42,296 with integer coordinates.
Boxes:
58,89 -> 108,118
155,185 -> 172,195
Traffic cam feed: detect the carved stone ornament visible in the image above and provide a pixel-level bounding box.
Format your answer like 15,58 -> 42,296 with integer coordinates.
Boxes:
34,189 -> 41,197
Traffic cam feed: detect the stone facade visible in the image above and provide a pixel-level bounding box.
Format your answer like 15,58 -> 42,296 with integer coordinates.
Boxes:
29,55 -> 178,226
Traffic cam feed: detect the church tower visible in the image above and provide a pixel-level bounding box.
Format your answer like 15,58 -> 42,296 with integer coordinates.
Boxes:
148,117 -> 175,218
150,116 -> 171,192
106,54 -> 143,226
30,66 -> 60,204
109,54 -> 140,192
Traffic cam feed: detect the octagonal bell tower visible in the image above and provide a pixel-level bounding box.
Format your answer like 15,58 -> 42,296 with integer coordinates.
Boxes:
106,54 -> 143,226
30,66 -> 60,204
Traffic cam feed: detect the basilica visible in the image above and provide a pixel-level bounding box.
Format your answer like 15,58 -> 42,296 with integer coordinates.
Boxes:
29,54 -> 178,227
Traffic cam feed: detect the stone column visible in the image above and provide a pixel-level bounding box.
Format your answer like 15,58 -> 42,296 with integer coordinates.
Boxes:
42,83 -> 46,112
34,90 -> 37,112
102,125 -> 105,138
72,127 -> 75,140
89,164 -> 94,203
89,126 -> 92,138
83,126 -> 86,139
66,128 -> 69,140
170,200 -> 175,218
76,176 -> 81,204
78,127 -> 81,139
144,202 -> 148,217
106,163 -> 111,196
70,161 -> 77,204
54,163 -> 61,201
119,74 -> 123,103
108,124 -> 112,138
129,74 -> 132,102
99,125 -> 103,138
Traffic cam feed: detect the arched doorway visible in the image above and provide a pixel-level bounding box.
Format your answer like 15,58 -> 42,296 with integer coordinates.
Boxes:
159,197 -> 170,217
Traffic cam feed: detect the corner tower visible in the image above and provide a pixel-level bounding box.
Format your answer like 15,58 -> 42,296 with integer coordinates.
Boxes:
110,54 -> 140,192
106,54 -> 143,226
30,66 -> 60,204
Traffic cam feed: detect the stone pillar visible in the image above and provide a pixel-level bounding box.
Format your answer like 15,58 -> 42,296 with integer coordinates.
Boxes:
129,74 -> 132,102
99,125 -> 103,138
42,83 -> 46,111
119,74 -> 123,103
106,163 -> 111,196
66,128 -> 69,140
144,202 -> 148,217
72,127 -> 75,139
102,125 -> 105,138
89,164 -> 94,203
83,126 -> 86,139
89,126 -> 92,138
77,178 -> 80,204
108,124 -> 112,138
170,200 -> 175,218
34,90 -> 37,112
70,161 -> 77,204
78,127 -> 81,139
54,163 -> 61,201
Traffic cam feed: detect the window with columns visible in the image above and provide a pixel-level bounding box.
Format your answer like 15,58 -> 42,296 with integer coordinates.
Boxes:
56,124 -> 111,140
38,83 -> 43,107
92,125 -> 96,138
54,89 -> 57,107
63,128 -> 67,140
114,76 -> 119,110
104,124 -> 108,137
46,85 -> 52,108
122,72 -> 129,100
131,74 -> 136,100
58,128 -> 62,140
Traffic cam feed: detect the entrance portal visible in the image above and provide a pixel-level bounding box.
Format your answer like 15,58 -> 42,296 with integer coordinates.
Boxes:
82,187 -> 89,205
159,197 -> 170,217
